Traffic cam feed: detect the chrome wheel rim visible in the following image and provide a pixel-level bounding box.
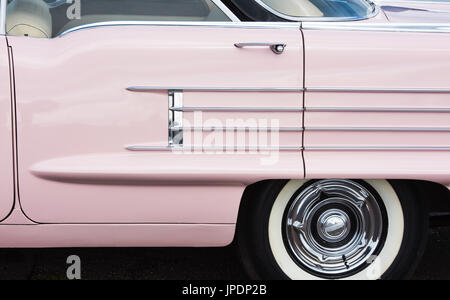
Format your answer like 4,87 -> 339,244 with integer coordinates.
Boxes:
284,180 -> 386,278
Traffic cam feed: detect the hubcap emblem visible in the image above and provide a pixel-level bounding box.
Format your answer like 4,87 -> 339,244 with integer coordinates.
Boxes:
323,216 -> 346,238
318,210 -> 350,242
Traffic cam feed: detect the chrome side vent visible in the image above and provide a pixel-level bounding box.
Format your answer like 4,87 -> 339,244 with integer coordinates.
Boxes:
126,86 -> 305,152
169,90 -> 183,147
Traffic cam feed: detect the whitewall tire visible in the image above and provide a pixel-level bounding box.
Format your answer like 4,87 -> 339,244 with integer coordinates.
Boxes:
237,179 -> 429,280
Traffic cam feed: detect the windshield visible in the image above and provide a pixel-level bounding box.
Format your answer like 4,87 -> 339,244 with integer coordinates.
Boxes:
255,0 -> 377,20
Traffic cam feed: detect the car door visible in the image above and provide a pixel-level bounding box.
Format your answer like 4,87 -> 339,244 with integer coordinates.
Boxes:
6,0 -> 304,224
0,36 -> 13,221
302,24 -> 450,183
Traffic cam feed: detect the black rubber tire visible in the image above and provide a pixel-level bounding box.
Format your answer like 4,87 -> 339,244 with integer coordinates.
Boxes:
236,180 -> 429,280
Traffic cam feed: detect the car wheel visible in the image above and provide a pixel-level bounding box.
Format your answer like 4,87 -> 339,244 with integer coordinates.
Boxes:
237,179 -> 428,280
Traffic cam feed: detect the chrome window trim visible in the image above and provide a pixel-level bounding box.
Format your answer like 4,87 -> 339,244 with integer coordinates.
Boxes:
127,86 -> 303,93
0,0 -> 6,35
306,87 -> 450,93
58,21 -> 301,37
301,22 -> 450,33
253,0 -> 380,22
210,0 -> 241,22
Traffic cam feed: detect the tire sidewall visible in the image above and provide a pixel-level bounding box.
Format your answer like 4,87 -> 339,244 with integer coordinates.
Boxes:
240,179 -> 427,280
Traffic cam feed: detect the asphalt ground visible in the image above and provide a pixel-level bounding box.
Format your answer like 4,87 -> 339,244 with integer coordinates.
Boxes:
0,226 -> 448,280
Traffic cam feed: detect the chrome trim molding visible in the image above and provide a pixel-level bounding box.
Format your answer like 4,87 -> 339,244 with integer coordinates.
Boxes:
254,0 -> 380,22
139,88 -> 304,153
169,91 -> 183,146
127,86 -> 303,93
127,145 -> 450,152
126,145 -> 303,152
210,0 -> 241,22
307,107 -> 450,113
170,106 -> 304,112
301,22 -> 450,33
306,127 -> 450,132
0,0 -> 6,35
59,21 -> 301,37
126,146 -> 175,151
171,126 -> 303,132
305,146 -> 450,151
306,87 -> 450,93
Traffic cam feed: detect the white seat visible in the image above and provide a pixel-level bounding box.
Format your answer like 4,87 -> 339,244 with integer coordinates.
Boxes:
7,0 -> 52,38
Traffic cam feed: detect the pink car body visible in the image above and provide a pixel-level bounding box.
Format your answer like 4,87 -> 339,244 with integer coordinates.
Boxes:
0,0 -> 449,248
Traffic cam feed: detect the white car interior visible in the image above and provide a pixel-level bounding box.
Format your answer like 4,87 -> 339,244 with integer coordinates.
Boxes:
6,0 -> 231,38
260,0 -> 324,17
6,0 -> 52,38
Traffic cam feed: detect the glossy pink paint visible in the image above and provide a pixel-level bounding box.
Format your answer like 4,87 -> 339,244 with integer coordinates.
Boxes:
0,38 -> 13,221
304,30 -> 450,89
7,25 -> 304,225
0,224 -> 236,248
29,152 -> 303,185
378,0 -> 450,23
303,29 -> 450,186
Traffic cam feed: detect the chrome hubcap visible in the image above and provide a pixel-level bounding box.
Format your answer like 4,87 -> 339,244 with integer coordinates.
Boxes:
317,209 -> 350,243
284,180 -> 386,278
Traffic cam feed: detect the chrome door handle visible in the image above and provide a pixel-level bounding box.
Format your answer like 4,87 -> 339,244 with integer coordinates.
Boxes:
234,43 -> 286,55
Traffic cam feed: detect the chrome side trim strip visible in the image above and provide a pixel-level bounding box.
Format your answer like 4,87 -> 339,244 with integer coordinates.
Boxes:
127,145 -> 450,151
59,21 -> 301,37
305,146 -> 450,151
254,0 -> 380,22
306,87 -> 450,93
307,107 -> 450,113
171,126 -> 303,132
0,0 -> 6,35
170,106 -> 304,112
127,87 -> 303,93
126,145 -> 302,152
306,127 -> 450,132
301,22 -> 450,33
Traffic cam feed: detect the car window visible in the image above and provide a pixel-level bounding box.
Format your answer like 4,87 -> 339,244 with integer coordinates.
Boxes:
6,0 -> 232,38
256,0 -> 376,19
